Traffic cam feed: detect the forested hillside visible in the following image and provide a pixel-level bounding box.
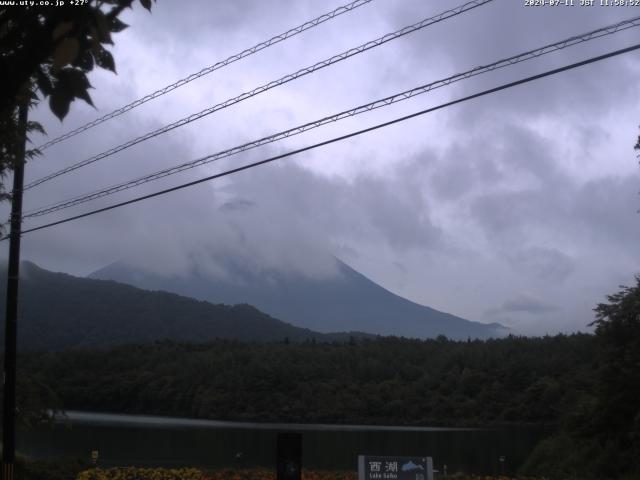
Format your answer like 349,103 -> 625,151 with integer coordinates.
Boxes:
0,262 -> 370,350
91,259 -> 508,340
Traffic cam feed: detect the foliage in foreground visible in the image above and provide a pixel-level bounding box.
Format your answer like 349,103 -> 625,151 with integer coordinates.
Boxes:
75,468 -> 357,480
4,456 -> 85,480
0,0 -> 154,204
75,467 -> 548,480
76,467 -> 204,480
519,277 -> 640,480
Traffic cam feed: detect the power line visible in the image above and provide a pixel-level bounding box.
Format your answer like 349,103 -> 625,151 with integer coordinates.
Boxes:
23,0 -> 494,191
12,42 -> 640,240
34,0 -> 375,152
22,14 -> 640,219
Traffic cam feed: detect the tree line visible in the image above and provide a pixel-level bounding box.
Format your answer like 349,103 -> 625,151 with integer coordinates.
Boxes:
18,334 -> 595,427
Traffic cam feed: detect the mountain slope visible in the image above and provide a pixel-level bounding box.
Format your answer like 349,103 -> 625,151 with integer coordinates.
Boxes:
0,262 -> 366,351
90,258 -> 507,340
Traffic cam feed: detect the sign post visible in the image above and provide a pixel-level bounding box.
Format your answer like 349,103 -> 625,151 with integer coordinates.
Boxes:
358,456 -> 433,480
277,432 -> 302,480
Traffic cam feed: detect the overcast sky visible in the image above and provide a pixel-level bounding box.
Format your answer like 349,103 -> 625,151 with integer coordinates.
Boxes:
4,0 -> 640,335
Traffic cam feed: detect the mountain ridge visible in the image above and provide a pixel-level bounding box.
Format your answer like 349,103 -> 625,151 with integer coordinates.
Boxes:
90,257 -> 507,340
0,261 -> 373,351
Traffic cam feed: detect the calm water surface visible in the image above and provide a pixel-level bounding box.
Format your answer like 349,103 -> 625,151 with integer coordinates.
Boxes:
17,411 -> 548,475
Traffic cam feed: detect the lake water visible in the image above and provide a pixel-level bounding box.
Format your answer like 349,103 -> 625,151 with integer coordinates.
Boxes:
17,411 -> 548,475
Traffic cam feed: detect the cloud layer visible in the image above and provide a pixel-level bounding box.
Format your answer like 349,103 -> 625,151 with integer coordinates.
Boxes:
3,0 -> 639,335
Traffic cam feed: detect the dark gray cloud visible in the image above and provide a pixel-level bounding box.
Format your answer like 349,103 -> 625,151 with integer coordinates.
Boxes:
468,173 -> 640,254
385,0 -> 640,151
488,293 -> 560,316
506,247 -> 575,283
219,199 -> 256,212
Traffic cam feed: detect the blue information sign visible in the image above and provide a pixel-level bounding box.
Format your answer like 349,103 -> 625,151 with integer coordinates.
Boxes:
358,456 -> 433,480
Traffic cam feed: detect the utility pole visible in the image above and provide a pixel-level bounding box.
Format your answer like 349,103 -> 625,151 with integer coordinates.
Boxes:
2,97 -> 29,480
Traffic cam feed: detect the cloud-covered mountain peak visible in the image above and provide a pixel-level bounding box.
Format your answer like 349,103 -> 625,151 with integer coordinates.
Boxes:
90,256 -> 507,340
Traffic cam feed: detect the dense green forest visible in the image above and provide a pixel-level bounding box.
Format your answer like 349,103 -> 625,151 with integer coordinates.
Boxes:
19,334 -> 594,426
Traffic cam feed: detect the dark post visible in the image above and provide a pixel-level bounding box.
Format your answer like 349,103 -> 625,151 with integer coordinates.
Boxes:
2,99 -> 28,480
276,432 -> 302,480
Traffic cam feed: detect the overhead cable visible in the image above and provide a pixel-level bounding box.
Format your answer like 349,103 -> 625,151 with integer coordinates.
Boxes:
12,42 -> 640,239
23,0 -> 494,191
34,0 -> 375,151
22,14 -> 640,219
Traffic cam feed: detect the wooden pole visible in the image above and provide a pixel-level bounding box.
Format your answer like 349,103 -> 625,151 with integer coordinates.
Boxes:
2,97 -> 28,480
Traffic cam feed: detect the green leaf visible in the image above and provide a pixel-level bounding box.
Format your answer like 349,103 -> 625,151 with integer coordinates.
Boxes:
35,67 -> 53,97
96,47 -> 116,73
49,92 -> 71,120
109,17 -> 128,33
25,148 -> 42,161
90,27 -> 101,55
95,11 -> 113,44
71,78 -> 94,107
27,121 -> 46,136
75,50 -> 94,72
52,37 -> 79,70
57,68 -> 94,107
